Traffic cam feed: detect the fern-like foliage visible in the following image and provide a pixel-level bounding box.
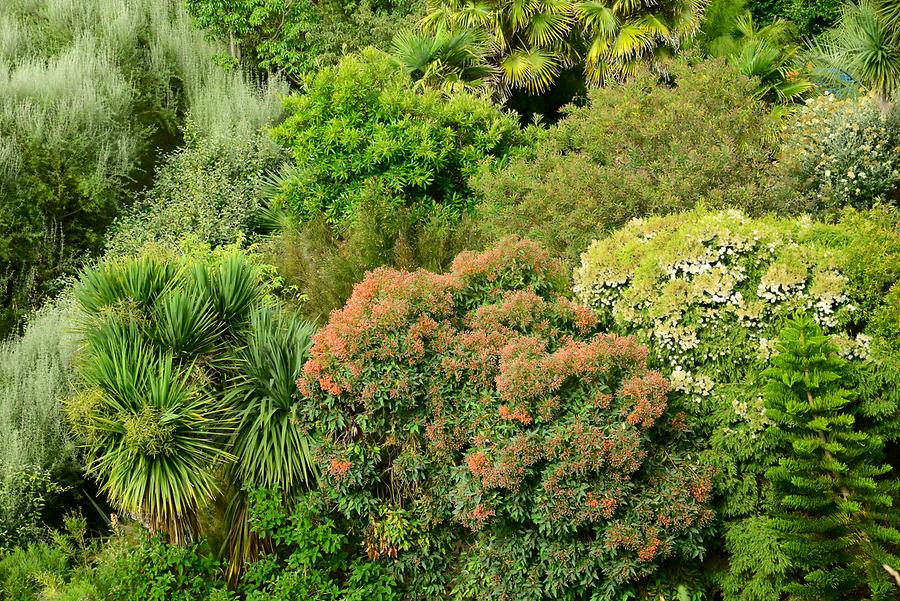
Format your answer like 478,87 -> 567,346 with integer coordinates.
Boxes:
763,315 -> 900,599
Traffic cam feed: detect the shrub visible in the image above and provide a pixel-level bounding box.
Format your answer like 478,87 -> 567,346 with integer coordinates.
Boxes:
105,125 -> 288,257
265,192 -> 480,321
473,58 -> 793,263
297,238 -> 713,599
780,93 -> 900,212
186,0 -> 422,78
269,47 -> 522,225
763,316 -> 900,599
69,246 -> 317,569
574,208 -> 900,598
239,489 -> 398,601
0,302 -> 80,549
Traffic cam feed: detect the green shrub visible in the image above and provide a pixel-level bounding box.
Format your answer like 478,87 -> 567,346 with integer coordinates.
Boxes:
574,207 -> 900,598
265,192 -> 480,321
0,302 -> 80,549
780,93 -> 900,212
749,0 -> 844,36
269,47 -> 522,225
238,489 -> 398,600
297,238 -> 713,599
105,125 -> 288,257
473,59 -> 793,264
762,316 -> 900,599
0,0 -> 286,333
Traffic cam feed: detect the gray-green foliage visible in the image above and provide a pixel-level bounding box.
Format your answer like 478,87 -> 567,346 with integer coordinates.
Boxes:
0,302 -> 79,549
105,125 -> 289,258
0,0 -> 287,333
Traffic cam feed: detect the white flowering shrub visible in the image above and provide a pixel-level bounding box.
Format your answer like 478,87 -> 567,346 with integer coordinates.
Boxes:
782,93 -> 900,211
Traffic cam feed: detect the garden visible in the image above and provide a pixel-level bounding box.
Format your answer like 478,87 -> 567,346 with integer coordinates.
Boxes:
1,0 -> 899,599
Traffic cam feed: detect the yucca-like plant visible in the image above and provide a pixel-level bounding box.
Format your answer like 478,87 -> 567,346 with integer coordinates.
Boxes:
726,13 -> 813,103
69,250 -> 263,543
813,0 -> 900,110
223,308 -> 317,581
420,0 -> 706,94
392,28 -> 498,92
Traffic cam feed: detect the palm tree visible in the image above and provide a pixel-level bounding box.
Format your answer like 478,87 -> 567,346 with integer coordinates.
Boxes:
391,29 -> 498,93
420,0 -> 706,94
814,0 -> 900,110
223,307 -> 318,581
726,14 -> 813,103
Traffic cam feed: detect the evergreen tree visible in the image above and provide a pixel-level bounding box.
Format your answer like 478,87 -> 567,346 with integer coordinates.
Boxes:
763,315 -> 900,600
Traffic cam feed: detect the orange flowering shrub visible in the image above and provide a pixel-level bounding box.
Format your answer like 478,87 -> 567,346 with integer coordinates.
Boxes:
298,238 -> 712,599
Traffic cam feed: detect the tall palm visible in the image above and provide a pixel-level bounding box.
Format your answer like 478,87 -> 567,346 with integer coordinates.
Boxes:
391,29 -> 498,92
420,0 -> 706,94
814,0 -> 900,109
224,307 -> 318,582
726,14 -> 813,103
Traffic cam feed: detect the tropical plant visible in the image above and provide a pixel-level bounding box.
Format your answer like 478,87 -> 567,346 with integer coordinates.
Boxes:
68,251 -> 260,543
296,237 -> 713,599
813,0 -> 900,109
473,58 -> 793,263
764,315 -> 900,599
420,0 -> 706,93
391,28 -> 496,92
223,308 -> 317,580
268,47 -> 522,225
724,13 -> 812,103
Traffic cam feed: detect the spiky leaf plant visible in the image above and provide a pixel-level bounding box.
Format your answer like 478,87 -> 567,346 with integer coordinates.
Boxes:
764,315 -> 900,599
814,0 -> 900,109
391,29 -> 498,92
69,250 -> 263,543
223,308 -> 317,581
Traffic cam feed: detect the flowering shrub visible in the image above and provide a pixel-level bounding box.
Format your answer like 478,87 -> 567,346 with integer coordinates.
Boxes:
781,93 -> 900,211
574,208 -> 900,596
298,238 -> 713,599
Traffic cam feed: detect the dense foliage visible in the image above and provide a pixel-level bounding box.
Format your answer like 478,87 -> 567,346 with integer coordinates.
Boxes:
781,93 -> 900,212
105,126 -> 288,257
67,248 -> 316,555
297,238 -> 713,599
185,0 -> 422,78
0,0 -> 285,334
575,207 -> 900,597
269,48 -> 522,225
0,303 -> 79,550
3,0 -> 900,597
474,59 -> 791,262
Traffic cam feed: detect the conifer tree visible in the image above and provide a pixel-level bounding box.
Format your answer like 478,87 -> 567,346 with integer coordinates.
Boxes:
764,315 -> 900,600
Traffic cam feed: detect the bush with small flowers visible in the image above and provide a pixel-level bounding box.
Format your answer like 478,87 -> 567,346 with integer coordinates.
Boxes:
781,93 -> 900,212
297,237 -> 713,600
